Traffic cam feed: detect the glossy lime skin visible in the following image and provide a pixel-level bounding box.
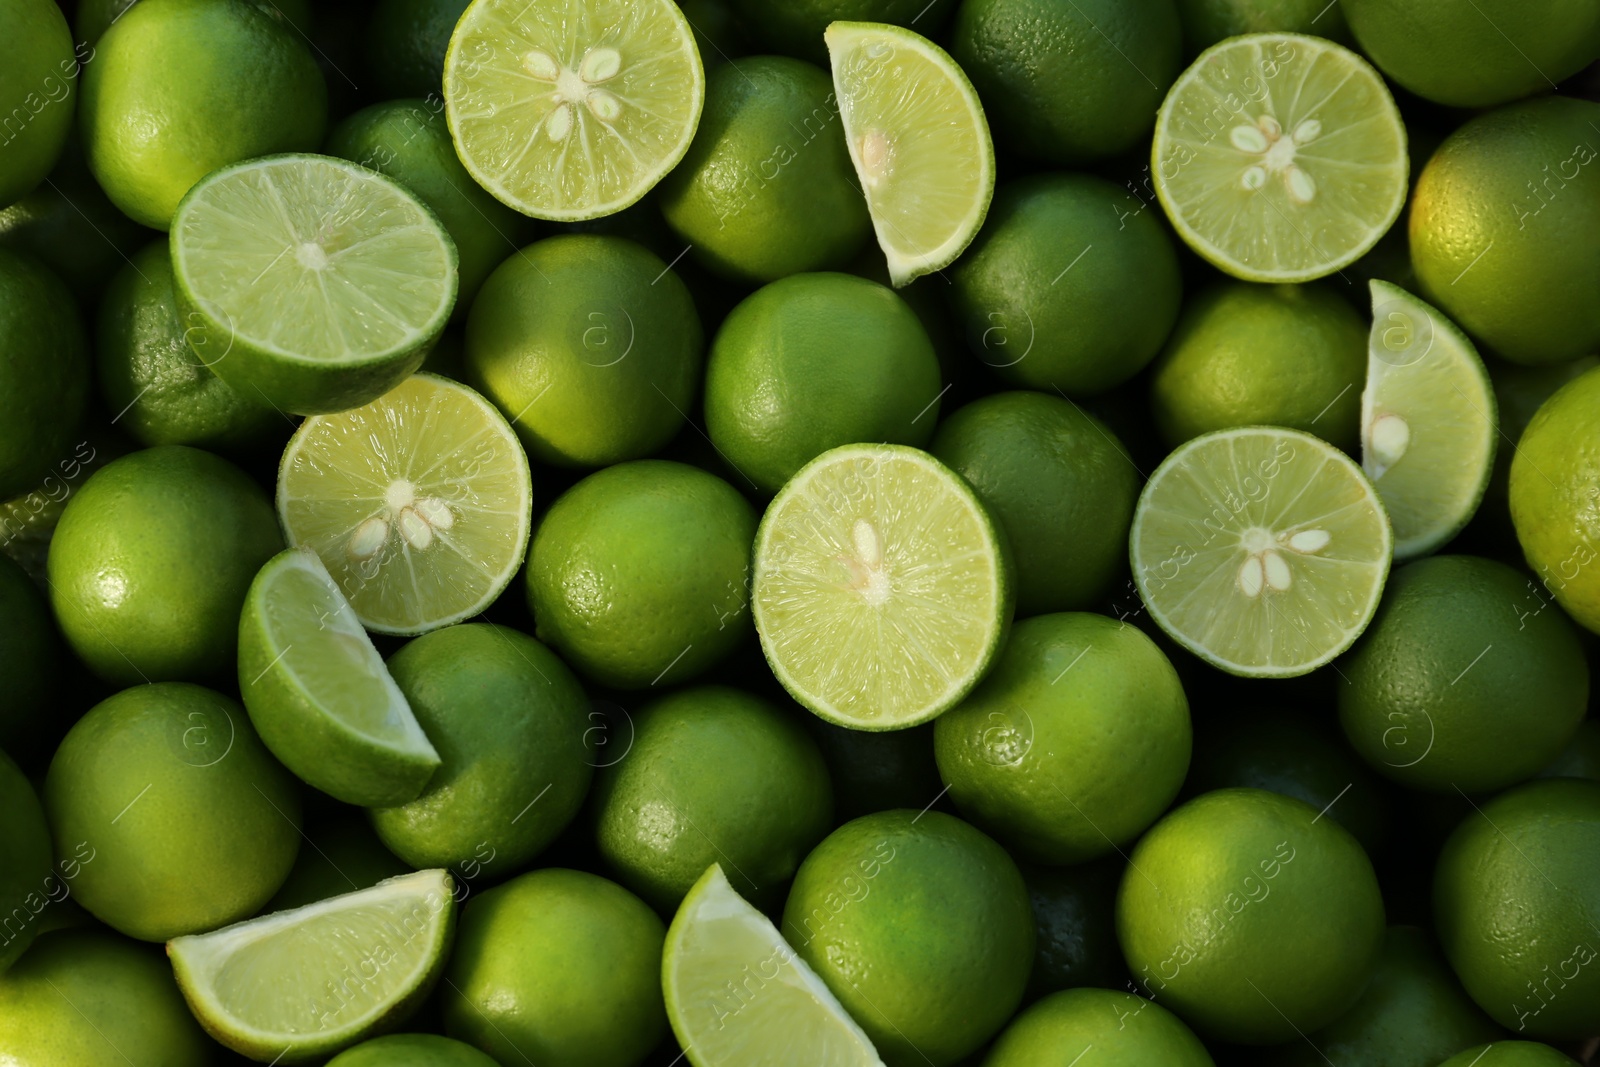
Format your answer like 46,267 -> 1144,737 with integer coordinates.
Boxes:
0,550 -> 61,756
0,0 -> 77,208
984,987 -> 1215,1066
1436,1044 -> 1581,1067
329,1032 -> 500,1067
0,249 -> 89,499
0,750 -> 53,974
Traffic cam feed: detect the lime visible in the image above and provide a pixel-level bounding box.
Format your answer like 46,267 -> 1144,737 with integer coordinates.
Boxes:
79,0 -> 327,228
330,1033 -> 500,1067
442,0 -> 703,221
1436,778 -> 1600,1039
782,810 -> 1033,1066
1538,719 -> 1600,782
664,863 -> 885,1067
1409,97 -> 1600,367
1342,0 -> 1600,108
0,0 -> 76,208
0,929 -> 211,1065
170,153 -> 458,415
659,56 -> 871,282
950,173 -> 1182,396
373,622 -> 593,872
1022,858 -> 1124,997
0,540 -> 61,756
934,612 -> 1191,864
0,750 -> 52,973
443,868 -> 667,1067
705,273 -> 942,494
732,0 -> 955,62
0,249 -> 89,499
1116,788 -> 1386,1043
1437,1045 -> 1581,1067
463,234 -> 703,468
47,444 -> 283,685
1130,426 -> 1392,678
1149,281 -> 1367,451
950,0 -> 1181,165
43,683 -> 301,941
1152,33 -> 1407,283
825,22 -> 993,285
278,373 -> 533,635
984,987 -> 1215,1067
1175,0 -> 1350,53
753,444 -> 1012,730
170,869 -> 455,1060
266,814 -> 413,912
77,0 -> 314,42
527,460 -> 756,688
364,0 -> 470,97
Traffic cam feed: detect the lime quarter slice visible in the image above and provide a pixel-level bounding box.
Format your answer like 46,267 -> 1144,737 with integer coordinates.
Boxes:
1151,33 -> 1407,283
753,443 -> 1012,730
1130,426 -> 1392,677
825,21 -> 995,287
1362,280 -> 1497,561
664,864 -> 886,1067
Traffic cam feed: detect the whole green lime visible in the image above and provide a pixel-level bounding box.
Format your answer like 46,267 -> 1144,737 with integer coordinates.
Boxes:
0,928 -> 211,1065
0,550 -> 61,755
594,685 -> 832,911
1116,788 -> 1385,1043
658,56 -> 870,283
985,987 -> 1215,1067
373,623 -> 593,872
1338,555 -> 1588,794
527,460 -> 756,689
266,814 -> 411,912
0,249 -> 89,499
43,682 -> 301,941
951,0 -> 1181,165
1435,778 -> 1600,1040
47,444 -> 283,685
79,0 -> 327,228
1149,282 -> 1367,450
329,1032 -> 500,1067
730,0 -> 955,61
1174,0 -> 1350,53
951,174 -> 1182,396
1023,857 -> 1125,997
443,868 -> 667,1067
935,612 -> 1190,864
930,391 -> 1139,614
781,809 -> 1034,1067
0,750 -> 52,973
465,235 -> 702,468
1437,1044 -> 1580,1067
1410,96 -> 1600,366
0,0 -> 76,208
705,272 -> 942,494
363,0 -> 469,98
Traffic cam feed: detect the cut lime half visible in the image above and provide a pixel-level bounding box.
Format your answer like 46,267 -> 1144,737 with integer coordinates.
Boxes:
753,444 -> 1011,730
168,869 -> 455,1062
170,154 -> 458,416
1151,33 -> 1407,283
825,21 -> 994,286
277,373 -> 533,636
443,0 -> 704,221
664,864 -> 886,1067
1130,426 -> 1392,677
1362,280 -> 1497,561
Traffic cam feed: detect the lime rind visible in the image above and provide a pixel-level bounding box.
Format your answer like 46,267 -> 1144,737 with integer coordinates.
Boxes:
825,21 -> 995,286
1151,33 -> 1407,283
1361,280 -> 1498,561
1130,426 -> 1393,678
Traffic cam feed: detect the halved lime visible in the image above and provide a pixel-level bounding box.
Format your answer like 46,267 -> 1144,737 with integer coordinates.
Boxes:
1361,280 -> 1497,561
1151,33 -> 1407,283
443,0 -> 704,221
170,154 -> 458,416
825,21 -> 994,287
239,547 -> 440,807
664,864 -> 886,1067
169,869 -> 455,1062
277,373 -> 533,636
752,443 -> 1011,730
1130,426 -> 1392,677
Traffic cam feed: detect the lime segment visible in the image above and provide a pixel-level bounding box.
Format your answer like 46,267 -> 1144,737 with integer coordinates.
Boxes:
1152,33 -> 1407,282
1361,280 -> 1497,561
663,864 -> 885,1067
753,444 -> 1011,730
277,373 -> 533,636
825,21 -> 995,286
1130,426 -> 1392,677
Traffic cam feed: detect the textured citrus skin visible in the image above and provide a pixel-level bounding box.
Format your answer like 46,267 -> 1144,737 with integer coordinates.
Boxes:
0,750 -> 53,974
985,987 -> 1215,1067
1174,0 -> 1350,53
330,1033 -> 500,1067
0,249 -> 89,499
0,0 -> 76,208
1437,1043 -> 1581,1067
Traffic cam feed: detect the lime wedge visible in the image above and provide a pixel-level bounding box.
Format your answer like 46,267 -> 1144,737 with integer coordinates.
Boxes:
825,21 -> 994,287
277,373 -> 533,636
664,864 -> 886,1067
1151,33 -> 1407,283
169,869 -> 455,1062
1130,426 -> 1392,678
752,443 -> 1011,730
1362,280 -> 1497,561
170,154 -> 458,416
239,547 -> 439,807
443,0 -> 704,221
